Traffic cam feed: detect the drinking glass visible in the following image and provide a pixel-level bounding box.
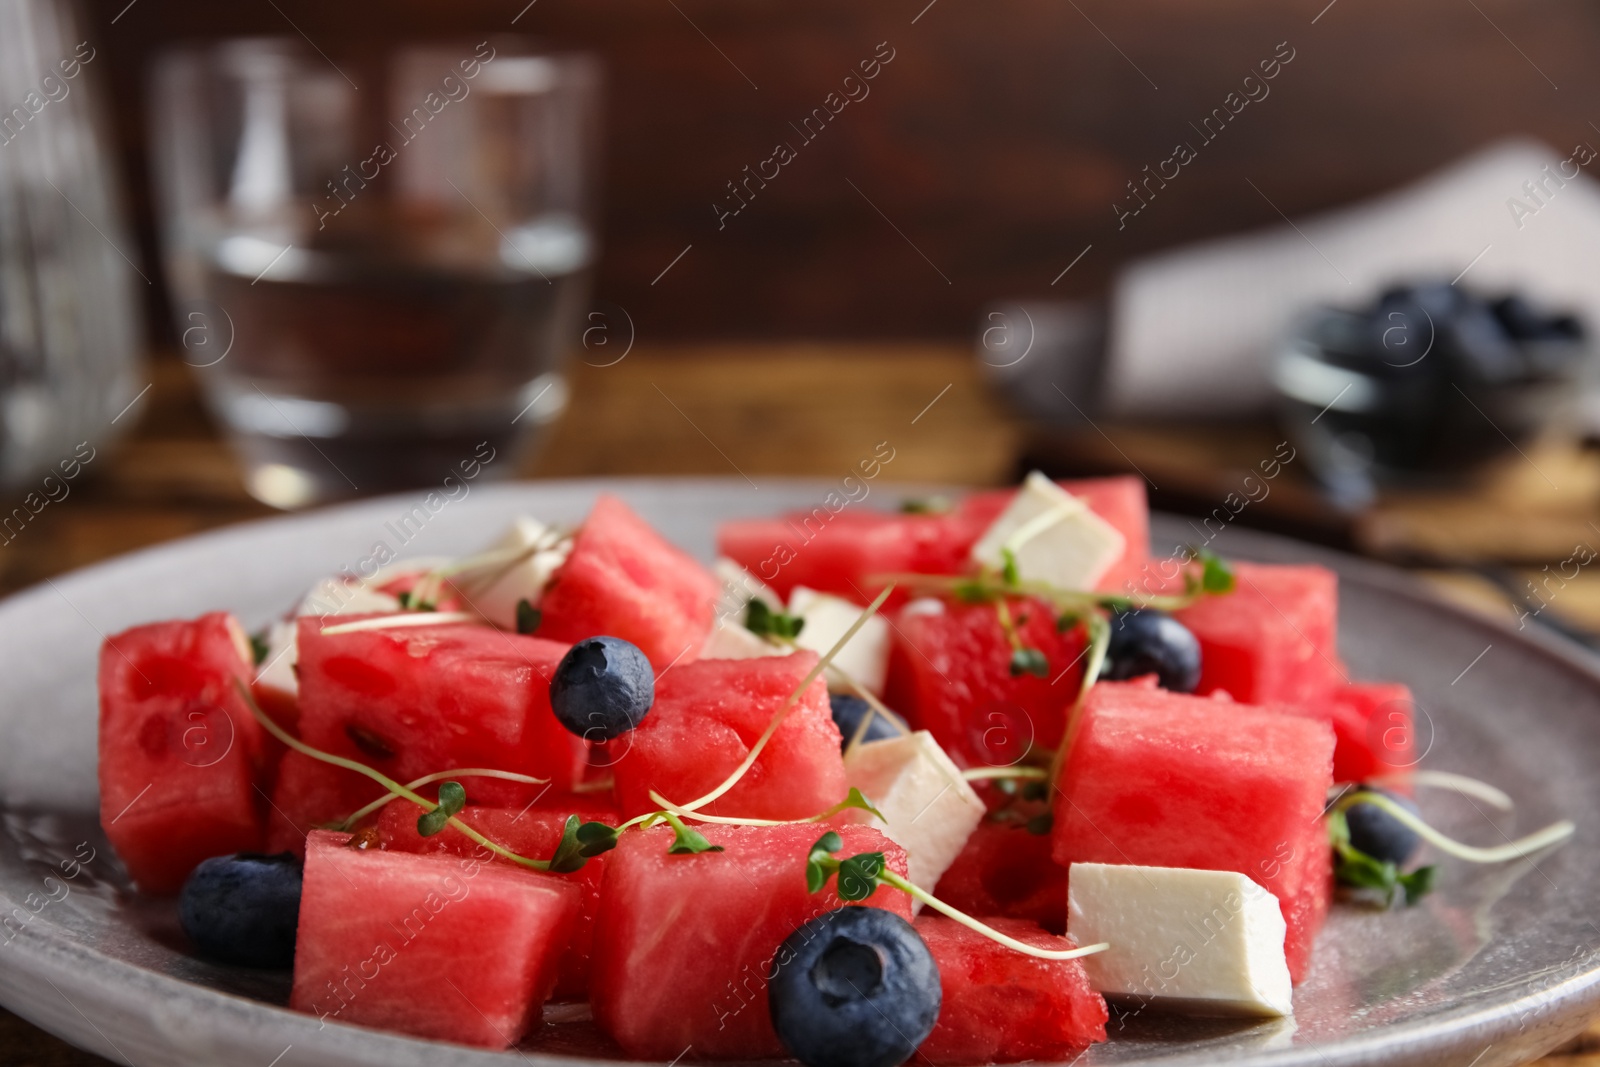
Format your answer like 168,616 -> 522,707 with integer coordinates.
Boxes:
151,39 -> 600,508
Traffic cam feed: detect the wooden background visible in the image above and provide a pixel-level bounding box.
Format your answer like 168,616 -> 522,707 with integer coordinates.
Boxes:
77,0 -> 1600,343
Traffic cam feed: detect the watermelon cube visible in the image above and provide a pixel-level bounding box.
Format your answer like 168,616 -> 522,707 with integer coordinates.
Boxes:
883,596 -> 1086,767
290,830 -> 578,1048
376,797 -> 619,998
262,751 -> 386,857
98,613 -> 266,894
296,617 -> 586,802
914,915 -> 1108,1063
589,823 -> 912,1059
715,476 -> 1150,605
1174,561 -> 1344,705
612,651 -> 847,820
1320,681 -> 1417,782
1051,680 -> 1335,983
538,494 -> 720,669
932,819 -> 1068,933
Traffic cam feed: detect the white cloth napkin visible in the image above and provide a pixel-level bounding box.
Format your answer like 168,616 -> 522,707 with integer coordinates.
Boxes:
1102,138 -> 1600,417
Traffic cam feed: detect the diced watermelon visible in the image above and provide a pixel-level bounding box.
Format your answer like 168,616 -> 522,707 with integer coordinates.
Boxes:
97,613 -> 266,894
589,823 -> 912,1059
262,750 -> 385,857
539,494 -> 720,669
296,617 -> 585,802
914,915 -> 1108,1063
290,829 -> 578,1048
932,819 -> 1068,933
377,797 -> 619,998
1175,561 -> 1344,705
715,476 -> 1150,605
883,597 -> 1086,767
1051,680 -> 1335,983
1325,681 -> 1416,781
612,651 -> 847,820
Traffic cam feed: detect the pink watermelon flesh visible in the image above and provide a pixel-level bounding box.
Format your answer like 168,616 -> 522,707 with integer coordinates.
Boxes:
932,818 -> 1068,933
884,596 -> 1086,767
1322,681 -> 1416,782
589,823 -> 912,1059
377,798 -> 618,998
98,613 -> 266,894
296,616 -> 585,803
1051,679 -> 1335,983
538,494 -> 720,669
914,915 -> 1108,1064
290,829 -> 579,1048
715,475 -> 1150,605
612,650 -> 846,820
263,750 -> 386,858
1174,561 -> 1344,705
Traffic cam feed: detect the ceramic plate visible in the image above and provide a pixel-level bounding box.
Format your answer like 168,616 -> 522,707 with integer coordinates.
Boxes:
2,478 -> 1598,1067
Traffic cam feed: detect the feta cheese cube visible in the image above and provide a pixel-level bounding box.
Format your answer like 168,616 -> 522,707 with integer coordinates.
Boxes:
844,731 -> 985,901
699,620 -> 788,660
789,586 -> 891,694
711,557 -> 783,626
1067,862 -> 1293,1017
472,518 -> 572,630
970,471 -> 1125,591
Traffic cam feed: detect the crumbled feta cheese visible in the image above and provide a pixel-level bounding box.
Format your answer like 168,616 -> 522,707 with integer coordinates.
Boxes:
1067,862 -> 1294,1017
844,730 -> 985,902
711,557 -> 783,626
970,471 -> 1125,591
700,620 -> 788,660
789,586 -> 891,694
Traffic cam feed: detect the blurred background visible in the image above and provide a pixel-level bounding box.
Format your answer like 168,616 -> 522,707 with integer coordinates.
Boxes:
6,2 -> 1600,666
12,1 -> 1600,1059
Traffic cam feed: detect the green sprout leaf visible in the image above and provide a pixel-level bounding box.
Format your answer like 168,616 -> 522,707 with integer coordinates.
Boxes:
900,496 -> 952,515
745,599 -> 806,640
951,578 -> 993,604
1198,548 -> 1236,594
835,852 -> 886,901
417,780 -> 467,837
249,631 -> 270,666
662,812 -> 723,855
822,787 -> 885,823
547,816 -> 622,873
1000,547 -> 1021,586
1055,612 -> 1080,633
515,598 -> 542,635
1398,865 -> 1436,905
806,831 -> 844,893
1009,647 -> 1049,678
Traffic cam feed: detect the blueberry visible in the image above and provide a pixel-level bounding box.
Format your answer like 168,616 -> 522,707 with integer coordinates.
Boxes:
1103,609 -> 1201,692
1345,787 -> 1421,866
549,636 -> 654,741
770,906 -> 941,1067
830,694 -> 899,750
178,852 -> 302,968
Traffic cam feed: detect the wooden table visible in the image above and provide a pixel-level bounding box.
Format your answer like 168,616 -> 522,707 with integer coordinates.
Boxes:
2,344 -> 1596,1065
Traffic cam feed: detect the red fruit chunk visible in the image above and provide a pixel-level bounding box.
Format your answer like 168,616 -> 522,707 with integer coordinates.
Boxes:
932,820 -> 1068,932
612,651 -> 846,820
1325,681 -> 1416,782
914,915 -> 1108,1064
290,830 -> 578,1048
539,494 -> 720,668
1175,561 -> 1344,705
883,597 -> 1086,766
297,617 -> 585,802
377,797 -> 619,998
590,824 -> 912,1059
1051,680 -> 1335,983
716,476 -> 1150,605
98,613 -> 266,894
262,750 -> 384,857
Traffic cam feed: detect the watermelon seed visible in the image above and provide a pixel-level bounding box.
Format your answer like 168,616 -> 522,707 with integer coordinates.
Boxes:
345,723 -> 397,760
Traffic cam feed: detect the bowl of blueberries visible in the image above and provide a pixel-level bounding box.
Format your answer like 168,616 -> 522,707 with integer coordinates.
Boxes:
1274,282 -> 1588,506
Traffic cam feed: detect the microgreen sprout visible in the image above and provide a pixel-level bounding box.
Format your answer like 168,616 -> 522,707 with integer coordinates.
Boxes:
899,496 -> 953,515
1328,788 -> 1574,866
515,598 -> 542,635
338,767 -> 549,830
547,816 -> 623,873
416,781 -> 466,837
248,630 -> 270,666
648,787 -> 885,828
744,599 -> 806,640
1327,809 -> 1435,907
1362,770 -> 1514,811
804,832 -> 1110,961
318,612 -> 475,636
